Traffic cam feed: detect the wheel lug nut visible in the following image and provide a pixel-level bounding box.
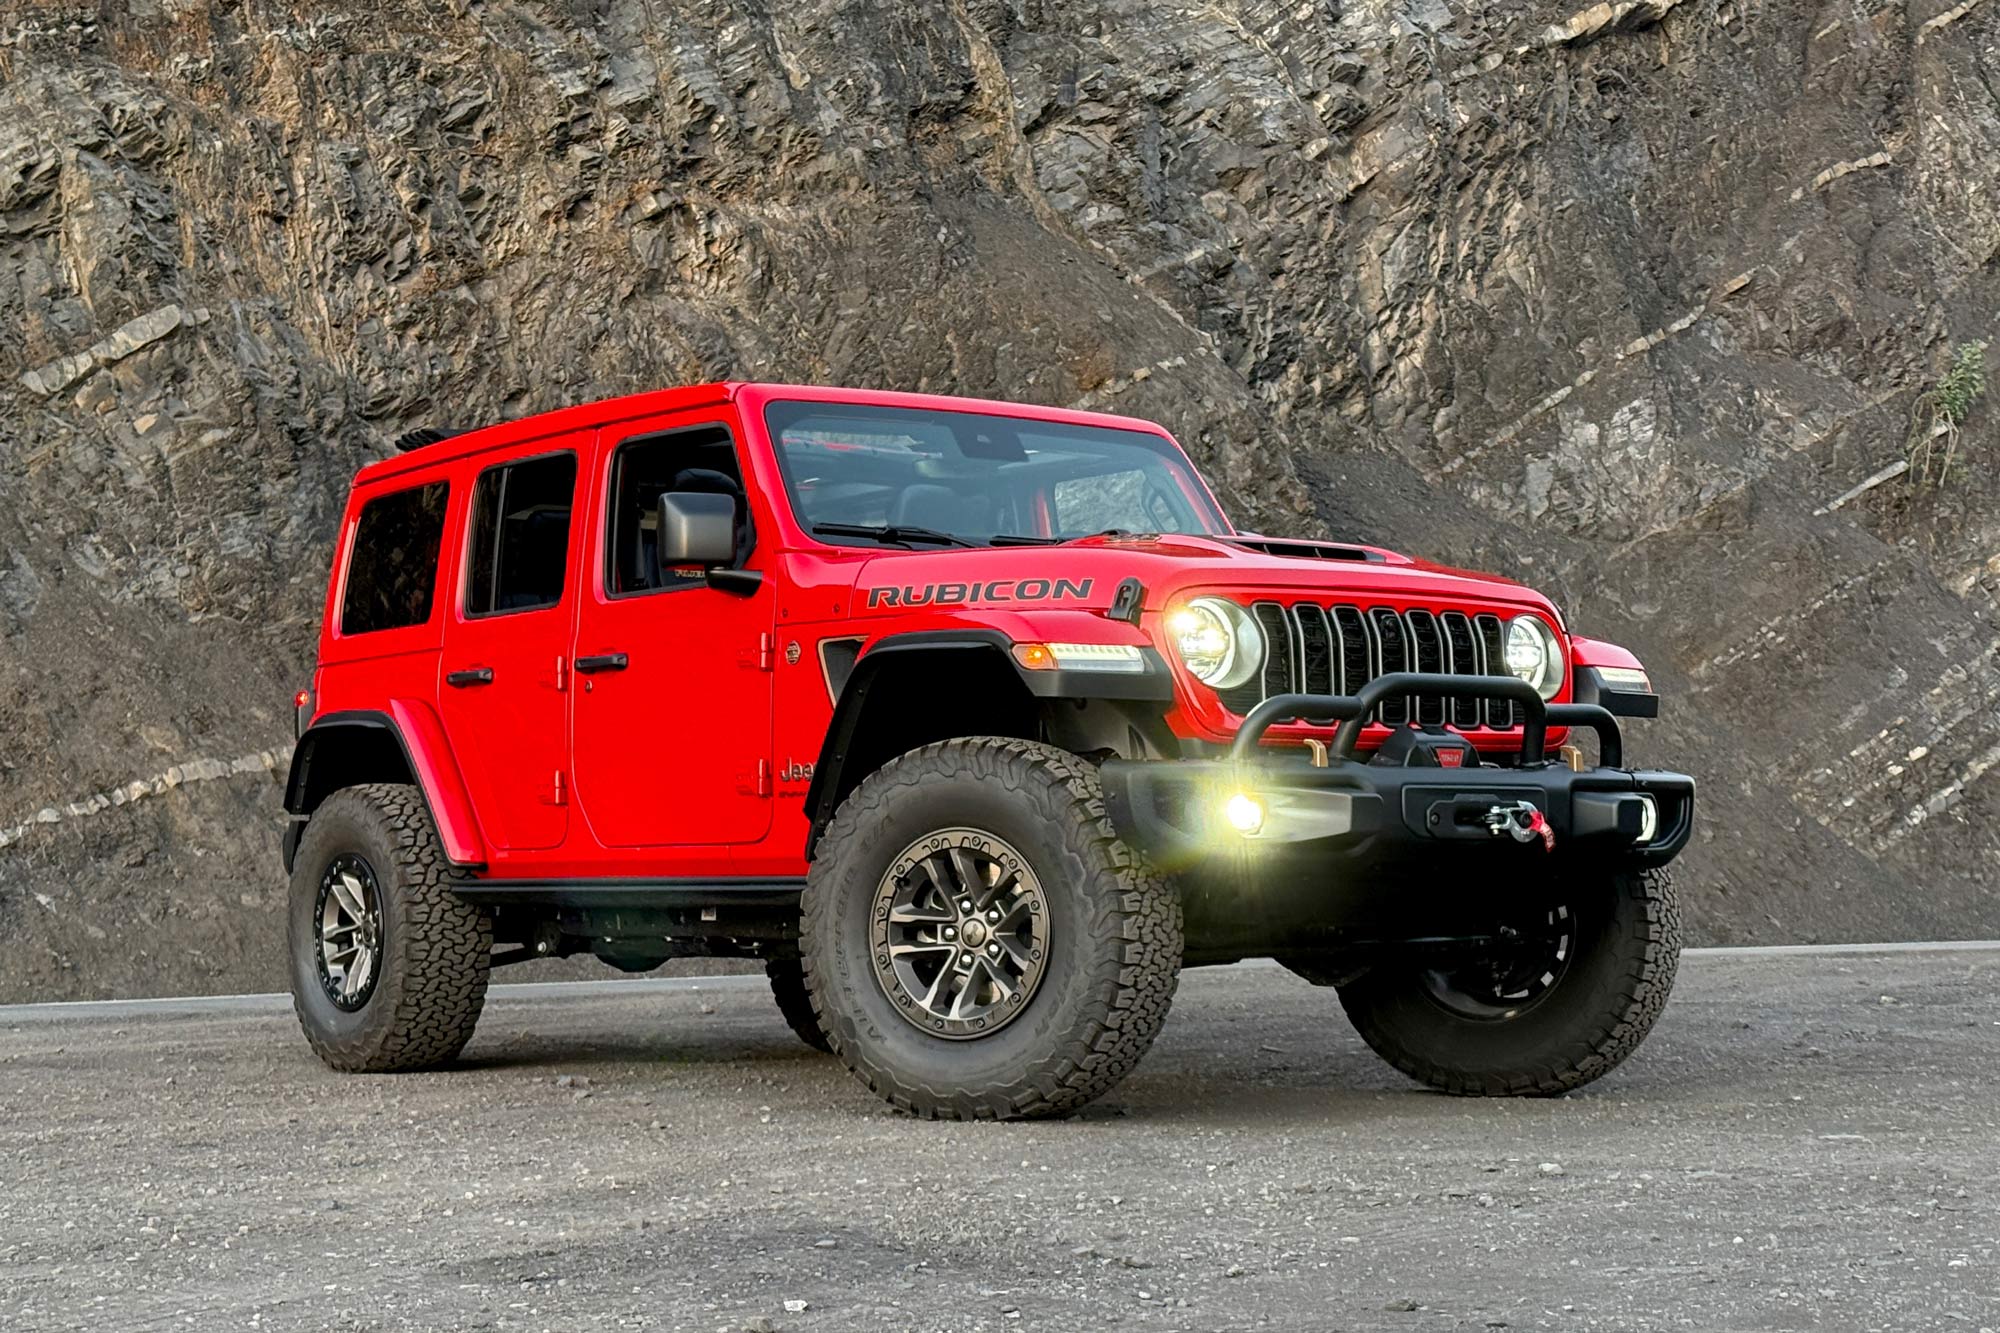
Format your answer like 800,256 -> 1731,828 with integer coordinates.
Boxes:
986,909 -> 999,922
943,927 -> 956,940
987,943 -> 1000,957
959,899 -> 973,913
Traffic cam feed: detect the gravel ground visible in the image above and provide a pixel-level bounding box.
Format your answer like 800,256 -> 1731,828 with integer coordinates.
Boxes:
2,946 -> 1996,1333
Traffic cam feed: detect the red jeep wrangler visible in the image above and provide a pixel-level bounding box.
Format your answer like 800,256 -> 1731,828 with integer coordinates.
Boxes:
284,383 -> 1690,1118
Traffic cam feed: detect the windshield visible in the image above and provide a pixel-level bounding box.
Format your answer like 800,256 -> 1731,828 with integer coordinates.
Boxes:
764,401 -> 1229,548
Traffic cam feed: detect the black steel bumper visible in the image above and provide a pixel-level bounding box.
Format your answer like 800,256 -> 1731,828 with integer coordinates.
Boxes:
1102,674 -> 1694,877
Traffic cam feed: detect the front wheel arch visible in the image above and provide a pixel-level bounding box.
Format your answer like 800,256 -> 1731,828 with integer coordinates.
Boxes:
802,635 -> 1179,858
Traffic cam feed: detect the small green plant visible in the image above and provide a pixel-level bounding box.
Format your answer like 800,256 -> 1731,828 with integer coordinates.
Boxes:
1908,340 -> 1987,485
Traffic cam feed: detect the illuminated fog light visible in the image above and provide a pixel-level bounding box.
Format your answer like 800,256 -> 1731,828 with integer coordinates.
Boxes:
1223,792 -> 1266,836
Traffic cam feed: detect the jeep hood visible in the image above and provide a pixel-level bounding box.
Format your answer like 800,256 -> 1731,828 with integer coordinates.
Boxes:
837,533 -> 1564,627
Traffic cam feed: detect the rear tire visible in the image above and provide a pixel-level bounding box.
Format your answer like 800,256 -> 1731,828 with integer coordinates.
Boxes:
802,738 -> 1182,1120
766,956 -> 831,1052
287,783 -> 491,1072
1338,866 -> 1681,1096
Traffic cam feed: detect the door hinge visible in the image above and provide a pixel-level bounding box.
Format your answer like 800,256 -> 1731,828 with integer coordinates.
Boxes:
552,769 -> 567,806
741,631 -> 775,672
554,655 -> 568,692
738,758 -> 773,798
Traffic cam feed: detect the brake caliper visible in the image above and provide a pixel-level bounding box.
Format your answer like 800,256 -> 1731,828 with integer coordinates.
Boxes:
1485,799 -> 1555,852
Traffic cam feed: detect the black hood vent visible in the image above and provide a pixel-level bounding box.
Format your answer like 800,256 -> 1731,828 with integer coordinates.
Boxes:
1226,535 -> 1383,563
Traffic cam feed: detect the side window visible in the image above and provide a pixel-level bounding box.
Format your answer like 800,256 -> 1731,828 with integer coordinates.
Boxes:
464,452 -> 579,617
605,426 -> 748,596
341,481 -> 449,635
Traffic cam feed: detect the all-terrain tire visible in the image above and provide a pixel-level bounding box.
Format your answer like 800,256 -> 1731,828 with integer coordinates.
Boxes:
766,956 -> 832,1052
1337,866 -> 1681,1096
287,783 -> 491,1072
801,738 -> 1182,1120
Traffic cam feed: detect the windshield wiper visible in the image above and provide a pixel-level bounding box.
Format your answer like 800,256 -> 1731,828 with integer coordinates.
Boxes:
988,529 -> 1146,547
813,522 -> 978,549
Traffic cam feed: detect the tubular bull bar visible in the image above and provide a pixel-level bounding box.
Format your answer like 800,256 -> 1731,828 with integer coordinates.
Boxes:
1103,674 -> 1695,873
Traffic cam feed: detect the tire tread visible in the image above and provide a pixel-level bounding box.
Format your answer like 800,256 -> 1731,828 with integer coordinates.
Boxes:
1340,866 -> 1681,1097
288,783 -> 490,1072
800,738 -> 1181,1120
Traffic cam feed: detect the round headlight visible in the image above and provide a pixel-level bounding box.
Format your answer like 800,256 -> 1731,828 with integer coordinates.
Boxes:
1164,597 -> 1264,691
1504,615 -> 1564,700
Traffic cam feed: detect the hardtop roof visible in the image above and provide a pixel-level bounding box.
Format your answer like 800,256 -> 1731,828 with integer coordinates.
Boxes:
349,382 -> 1178,488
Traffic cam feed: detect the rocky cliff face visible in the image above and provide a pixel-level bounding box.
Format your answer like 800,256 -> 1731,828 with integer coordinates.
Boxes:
2,0 -> 1995,999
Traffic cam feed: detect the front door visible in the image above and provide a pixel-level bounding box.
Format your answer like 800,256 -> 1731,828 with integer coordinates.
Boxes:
437,446 -> 582,851
570,415 -> 775,847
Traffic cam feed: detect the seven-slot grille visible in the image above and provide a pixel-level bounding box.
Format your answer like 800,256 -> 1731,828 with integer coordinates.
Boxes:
1215,603 -> 1523,730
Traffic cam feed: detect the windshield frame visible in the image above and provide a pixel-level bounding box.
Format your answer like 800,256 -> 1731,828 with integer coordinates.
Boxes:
760,398 -> 1231,551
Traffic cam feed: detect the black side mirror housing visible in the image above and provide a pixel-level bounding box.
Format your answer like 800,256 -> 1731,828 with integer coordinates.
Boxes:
657,491 -> 737,567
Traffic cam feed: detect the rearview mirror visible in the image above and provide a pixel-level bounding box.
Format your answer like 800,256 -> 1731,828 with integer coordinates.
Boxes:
657,491 -> 736,567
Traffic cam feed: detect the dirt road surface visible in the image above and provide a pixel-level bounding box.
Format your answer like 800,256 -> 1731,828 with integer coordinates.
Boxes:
3,946 -> 1996,1332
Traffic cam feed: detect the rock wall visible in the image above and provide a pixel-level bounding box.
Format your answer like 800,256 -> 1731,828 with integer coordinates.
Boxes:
1,0 -> 1995,999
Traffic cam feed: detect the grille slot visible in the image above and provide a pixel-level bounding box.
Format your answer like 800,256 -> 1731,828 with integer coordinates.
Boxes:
1369,608 -> 1409,726
1405,610 -> 1446,726
1475,614 -> 1517,729
1441,611 -> 1483,729
1220,600 -> 1527,735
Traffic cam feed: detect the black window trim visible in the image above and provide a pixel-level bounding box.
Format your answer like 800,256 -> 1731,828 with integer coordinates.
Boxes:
602,418 -> 750,603
338,477 -> 451,638
459,447 -> 581,622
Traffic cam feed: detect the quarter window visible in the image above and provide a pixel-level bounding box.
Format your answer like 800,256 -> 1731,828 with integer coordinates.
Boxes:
464,453 -> 579,617
341,481 -> 449,635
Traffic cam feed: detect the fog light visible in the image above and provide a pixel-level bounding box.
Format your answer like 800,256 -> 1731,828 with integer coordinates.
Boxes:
1636,795 -> 1659,844
1223,792 -> 1266,836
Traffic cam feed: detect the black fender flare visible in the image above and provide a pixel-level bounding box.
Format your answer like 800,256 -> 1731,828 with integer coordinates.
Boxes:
283,707 -> 487,872
801,630 -> 1175,857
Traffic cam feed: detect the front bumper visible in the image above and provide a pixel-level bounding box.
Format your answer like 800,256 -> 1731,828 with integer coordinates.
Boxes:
1104,751 -> 1694,872
1102,671 -> 1694,878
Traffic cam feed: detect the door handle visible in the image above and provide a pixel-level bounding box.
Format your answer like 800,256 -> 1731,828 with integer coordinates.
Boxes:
575,652 -> 629,674
445,667 -> 495,687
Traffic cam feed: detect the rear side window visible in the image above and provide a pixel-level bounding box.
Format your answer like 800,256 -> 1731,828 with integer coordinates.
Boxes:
464,452 -> 579,616
341,481 -> 449,635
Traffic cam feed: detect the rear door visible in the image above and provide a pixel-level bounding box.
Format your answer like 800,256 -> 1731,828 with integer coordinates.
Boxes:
570,412 -> 776,847
437,446 -> 583,851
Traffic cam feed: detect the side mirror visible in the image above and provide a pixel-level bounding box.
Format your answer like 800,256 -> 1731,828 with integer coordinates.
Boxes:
656,491 -> 736,567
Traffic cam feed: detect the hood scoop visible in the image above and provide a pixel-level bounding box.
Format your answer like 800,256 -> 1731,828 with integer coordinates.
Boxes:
1227,535 -> 1384,563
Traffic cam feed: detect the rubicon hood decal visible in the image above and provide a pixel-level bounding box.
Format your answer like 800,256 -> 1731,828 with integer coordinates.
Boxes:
865,577 -> 1094,609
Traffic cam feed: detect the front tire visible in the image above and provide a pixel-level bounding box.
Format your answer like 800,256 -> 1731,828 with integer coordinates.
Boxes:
288,783 -> 492,1072
1337,865 -> 1681,1096
801,738 -> 1182,1120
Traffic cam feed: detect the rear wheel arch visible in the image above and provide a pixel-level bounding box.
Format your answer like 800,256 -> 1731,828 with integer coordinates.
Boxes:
285,710 -> 485,870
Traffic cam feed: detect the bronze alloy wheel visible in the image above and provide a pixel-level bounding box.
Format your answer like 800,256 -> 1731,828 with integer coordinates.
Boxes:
315,853 -> 384,1012
868,826 -> 1051,1040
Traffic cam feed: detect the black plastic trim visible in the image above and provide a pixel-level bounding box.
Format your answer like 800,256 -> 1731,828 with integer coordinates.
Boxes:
801,630 -> 1176,856
1575,665 -> 1662,719
282,710 -> 481,874
451,877 -> 805,909
1102,756 -> 1694,872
